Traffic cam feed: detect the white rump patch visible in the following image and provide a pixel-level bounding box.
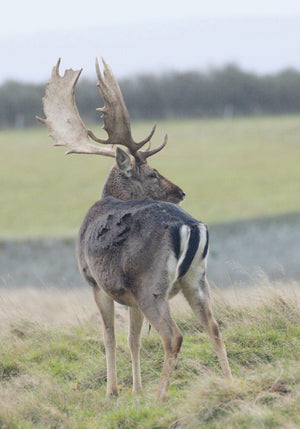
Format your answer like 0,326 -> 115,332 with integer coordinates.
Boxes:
174,225 -> 191,281
198,223 -> 209,260
183,223 -> 208,288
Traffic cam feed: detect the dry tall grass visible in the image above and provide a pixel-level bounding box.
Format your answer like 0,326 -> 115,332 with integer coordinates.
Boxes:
1,279 -> 299,330
0,280 -> 299,428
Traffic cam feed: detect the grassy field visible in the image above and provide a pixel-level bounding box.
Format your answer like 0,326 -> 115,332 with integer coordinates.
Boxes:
1,115 -> 299,428
0,282 -> 299,428
1,115 -> 300,237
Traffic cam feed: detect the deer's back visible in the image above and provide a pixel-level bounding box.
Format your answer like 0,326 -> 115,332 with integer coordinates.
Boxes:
77,197 -> 208,304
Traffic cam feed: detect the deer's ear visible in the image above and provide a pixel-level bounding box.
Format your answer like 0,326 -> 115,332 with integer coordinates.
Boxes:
116,147 -> 133,177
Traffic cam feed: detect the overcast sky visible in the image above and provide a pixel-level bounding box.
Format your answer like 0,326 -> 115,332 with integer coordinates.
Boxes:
1,0 -> 300,83
2,0 -> 300,38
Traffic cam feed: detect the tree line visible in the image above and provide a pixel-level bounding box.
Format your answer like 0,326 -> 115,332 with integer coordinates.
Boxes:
1,64 -> 300,129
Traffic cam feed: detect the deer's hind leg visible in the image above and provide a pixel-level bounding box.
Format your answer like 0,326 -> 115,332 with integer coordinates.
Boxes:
92,285 -> 118,398
132,289 -> 183,402
181,272 -> 232,379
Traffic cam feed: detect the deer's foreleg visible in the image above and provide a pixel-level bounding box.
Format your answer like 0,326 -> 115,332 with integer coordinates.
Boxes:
92,285 -> 118,398
128,306 -> 144,393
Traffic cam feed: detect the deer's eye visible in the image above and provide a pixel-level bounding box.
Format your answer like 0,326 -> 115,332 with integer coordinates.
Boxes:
149,172 -> 157,179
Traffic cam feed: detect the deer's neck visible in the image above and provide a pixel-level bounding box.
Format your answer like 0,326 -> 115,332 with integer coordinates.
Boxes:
101,166 -> 140,201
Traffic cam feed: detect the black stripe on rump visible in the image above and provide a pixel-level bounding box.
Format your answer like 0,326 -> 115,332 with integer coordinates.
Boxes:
170,225 -> 181,259
178,224 -> 200,278
202,226 -> 209,259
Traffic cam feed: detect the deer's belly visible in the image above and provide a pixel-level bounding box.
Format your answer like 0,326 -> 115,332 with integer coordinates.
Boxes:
101,286 -> 137,307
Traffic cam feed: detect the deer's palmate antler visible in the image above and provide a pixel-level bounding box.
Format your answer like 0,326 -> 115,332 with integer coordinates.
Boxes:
37,58 -> 167,161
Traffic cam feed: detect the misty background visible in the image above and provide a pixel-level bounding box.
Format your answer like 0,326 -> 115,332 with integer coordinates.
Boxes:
1,0 -> 300,128
2,15 -> 300,128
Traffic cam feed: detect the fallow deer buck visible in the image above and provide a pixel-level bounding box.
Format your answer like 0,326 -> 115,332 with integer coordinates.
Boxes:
37,58 -> 232,402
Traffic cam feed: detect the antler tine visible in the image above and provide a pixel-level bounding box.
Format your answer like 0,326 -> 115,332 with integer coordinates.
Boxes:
36,58 -> 62,125
138,134 -> 168,162
37,58 -> 116,158
136,123 -> 157,147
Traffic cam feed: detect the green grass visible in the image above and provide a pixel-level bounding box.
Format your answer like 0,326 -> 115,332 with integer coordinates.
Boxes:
0,284 -> 299,428
1,115 -> 300,237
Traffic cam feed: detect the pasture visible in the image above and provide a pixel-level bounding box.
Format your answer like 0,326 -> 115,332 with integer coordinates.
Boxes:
1,115 -> 300,427
0,114 -> 300,237
0,283 -> 299,428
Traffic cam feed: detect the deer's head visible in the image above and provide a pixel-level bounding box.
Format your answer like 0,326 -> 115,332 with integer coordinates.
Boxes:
37,58 -> 185,204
